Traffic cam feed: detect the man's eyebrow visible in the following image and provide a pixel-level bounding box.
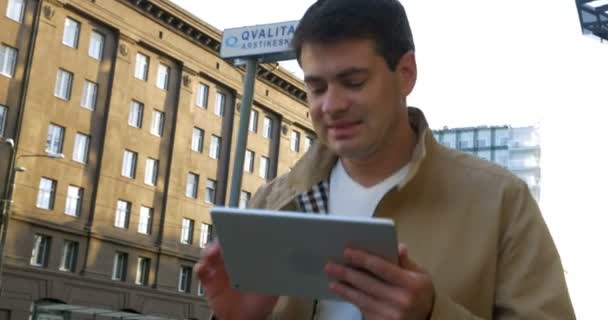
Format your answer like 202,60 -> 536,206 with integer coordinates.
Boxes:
304,68 -> 369,84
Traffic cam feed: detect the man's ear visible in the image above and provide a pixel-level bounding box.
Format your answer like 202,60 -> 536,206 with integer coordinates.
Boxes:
396,51 -> 417,97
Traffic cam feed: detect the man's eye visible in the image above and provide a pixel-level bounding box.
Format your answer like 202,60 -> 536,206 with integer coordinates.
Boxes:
345,80 -> 365,89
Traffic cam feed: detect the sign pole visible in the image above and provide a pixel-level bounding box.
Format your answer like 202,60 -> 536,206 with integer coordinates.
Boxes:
227,58 -> 258,208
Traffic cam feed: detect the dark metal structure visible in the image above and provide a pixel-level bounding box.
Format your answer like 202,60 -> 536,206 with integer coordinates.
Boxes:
576,0 -> 608,41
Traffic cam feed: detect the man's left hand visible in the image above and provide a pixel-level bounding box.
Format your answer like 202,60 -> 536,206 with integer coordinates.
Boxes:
325,244 -> 435,320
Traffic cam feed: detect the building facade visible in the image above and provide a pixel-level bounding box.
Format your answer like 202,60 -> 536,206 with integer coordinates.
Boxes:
0,0 -> 313,319
433,126 -> 541,202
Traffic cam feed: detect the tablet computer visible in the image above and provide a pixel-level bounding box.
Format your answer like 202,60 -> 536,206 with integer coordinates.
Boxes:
210,207 -> 398,300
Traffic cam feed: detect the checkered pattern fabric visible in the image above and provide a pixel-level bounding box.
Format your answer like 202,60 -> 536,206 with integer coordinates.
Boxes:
296,180 -> 330,214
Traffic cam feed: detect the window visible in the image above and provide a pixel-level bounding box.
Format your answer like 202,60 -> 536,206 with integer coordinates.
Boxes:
205,179 -> 216,204
62,18 -> 80,48
196,83 -> 209,108
495,150 -> 509,167
178,266 -> 192,293
214,92 -> 225,116
192,127 -> 204,153
0,44 -> 17,78
198,281 -> 205,296
46,123 -> 64,154
186,172 -> 199,199
150,110 -> 164,136
114,200 -> 131,229
6,0 -> 25,23
54,69 -> 73,100
80,80 -> 98,110
181,218 -> 194,245
36,177 -> 56,210
304,136 -> 314,152
200,223 -> 211,248
477,130 -> 491,148
478,150 -> 492,162
263,116 -> 272,139
72,132 -> 90,164
112,252 -> 128,281
30,234 -> 51,267
138,206 -> 153,235
442,133 -> 457,149
134,53 -> 149,81
136,257 -> 151,286
290,130 -> 301,152
121,150 -> 137,179
64,185 -> 83,217
128,100 -> 144,128
88,31 -> 104,60
59,240 -> 78,272
259,156 -> 269,179
0,105 -> 7,137
244,150 -> 254,173
249,109 -> 258,133
239,191 -> 251,209
144,158 -> 159,186
156,63 -> 170,90
495,129 -> 510,147
210,135 -> 221,160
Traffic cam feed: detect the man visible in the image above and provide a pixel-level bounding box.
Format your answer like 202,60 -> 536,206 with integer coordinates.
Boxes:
196,0 -> 575,319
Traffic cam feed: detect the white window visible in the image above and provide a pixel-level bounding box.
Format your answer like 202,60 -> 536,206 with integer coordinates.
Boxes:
192,127 -> 204,153
36,177 -> 56,210
178,266 -> 193,293
263,116 -> 272,139
80,80 -> 98,110
249,109 -> 258,133
196,83 -> 209,108
495,129 -> 510,146
156,63 -> 170,90
136,257 -> 151,286
30,234 -> 51,267
64,185 -> 83,217
0,105 -> 7,137
290,130 -> 300,152
62,18 -> 80,48
134,53 -> 149,81
150,110 -> 164,137
214,92 -> 225,116
259,156 -> 269,179
144,158 -> 158,186
88,31 -> 105,60
114,200 -> 131,229
54,69 -> 73,100
239,191 -> 251,209
304,136 -> 314,152
121,150 -> 137,179
46,123 -> 64,154
198,281 -> 205,296
205,179 -> 216,204
6,0 -> 26,23
59,240 -> 78,272
72,132 -> 90,164
0,44 -> 18,78
181,218 -> 194,245
128,100 -> 144,128
186,172 -> 199,199
209,135 -> 221,160
477,130 -> 491,148
138,206 -> 153,235
112,252 -> 128,281
244,150 -> 254,173
200,223 -> 211,248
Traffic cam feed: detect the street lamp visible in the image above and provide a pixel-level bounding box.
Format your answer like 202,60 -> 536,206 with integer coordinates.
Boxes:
0,137 -> 64,293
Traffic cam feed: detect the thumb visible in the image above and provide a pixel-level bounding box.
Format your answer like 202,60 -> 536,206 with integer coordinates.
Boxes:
399,243 -> 423,271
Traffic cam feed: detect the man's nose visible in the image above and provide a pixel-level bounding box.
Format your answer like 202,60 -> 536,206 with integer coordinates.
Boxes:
322,85 -> 350,115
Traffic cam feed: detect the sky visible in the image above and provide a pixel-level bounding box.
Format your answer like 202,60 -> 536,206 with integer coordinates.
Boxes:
171,0 -> 608,318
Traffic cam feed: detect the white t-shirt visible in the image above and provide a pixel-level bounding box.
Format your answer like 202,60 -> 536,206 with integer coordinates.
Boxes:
317,160 -> 410,320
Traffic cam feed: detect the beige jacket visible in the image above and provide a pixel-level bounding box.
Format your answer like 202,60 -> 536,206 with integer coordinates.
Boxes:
246,108 -> 575,319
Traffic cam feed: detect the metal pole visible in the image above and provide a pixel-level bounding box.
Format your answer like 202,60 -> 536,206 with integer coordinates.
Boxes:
0,141 -> 16,294
228,59 -> 258,208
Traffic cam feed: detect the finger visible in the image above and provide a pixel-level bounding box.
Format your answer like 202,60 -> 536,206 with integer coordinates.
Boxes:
325,262 -> 405,306
398,244 -> 422,271
329,281 -> 398,319
344,248 -> 408,285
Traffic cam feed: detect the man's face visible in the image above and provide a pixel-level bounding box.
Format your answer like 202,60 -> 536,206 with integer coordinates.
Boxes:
300,39 -> 415,160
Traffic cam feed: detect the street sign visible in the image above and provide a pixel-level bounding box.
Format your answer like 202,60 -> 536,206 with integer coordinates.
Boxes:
220,20 -> 299,62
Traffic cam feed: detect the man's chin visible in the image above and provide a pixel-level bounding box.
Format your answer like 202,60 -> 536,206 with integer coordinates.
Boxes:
328,141 -> 371,160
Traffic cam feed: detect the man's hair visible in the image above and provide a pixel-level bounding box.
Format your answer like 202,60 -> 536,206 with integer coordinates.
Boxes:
292,0 -> 415,71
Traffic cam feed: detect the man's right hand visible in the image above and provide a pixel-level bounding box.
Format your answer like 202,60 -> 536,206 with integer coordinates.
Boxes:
195,242 -> 279,320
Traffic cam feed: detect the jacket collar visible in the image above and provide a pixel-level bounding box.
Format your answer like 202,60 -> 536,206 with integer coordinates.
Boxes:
288,107 -> 433,194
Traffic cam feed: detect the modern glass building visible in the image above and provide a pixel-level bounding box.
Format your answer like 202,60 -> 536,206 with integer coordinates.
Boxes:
575,0 -> 608,42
